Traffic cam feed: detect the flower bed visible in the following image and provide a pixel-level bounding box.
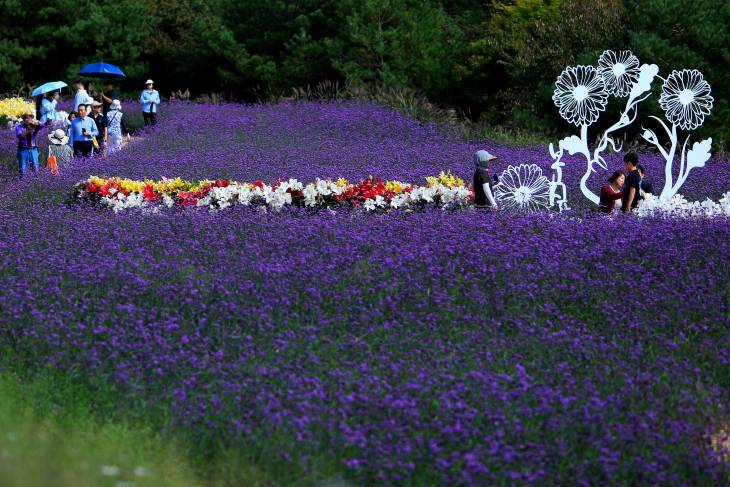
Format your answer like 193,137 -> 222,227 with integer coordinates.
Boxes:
71,172 -> 473,212
72,173 -> 730,217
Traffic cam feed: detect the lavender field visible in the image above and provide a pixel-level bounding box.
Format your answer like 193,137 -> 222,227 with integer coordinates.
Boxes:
1,101 -> 729,485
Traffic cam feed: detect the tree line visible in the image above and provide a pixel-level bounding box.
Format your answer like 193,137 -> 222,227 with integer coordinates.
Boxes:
1,0 -> 728,143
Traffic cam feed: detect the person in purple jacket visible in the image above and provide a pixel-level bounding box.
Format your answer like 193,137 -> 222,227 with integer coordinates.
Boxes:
16,112 -> 42,176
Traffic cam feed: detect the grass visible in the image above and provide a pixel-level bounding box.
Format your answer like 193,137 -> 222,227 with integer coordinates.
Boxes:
0,365 -> 276,487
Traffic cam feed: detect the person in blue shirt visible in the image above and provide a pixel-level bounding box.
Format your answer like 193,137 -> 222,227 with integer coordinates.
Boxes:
40,92 -> 60,124
73,80 -> 92,112
140,79 -> 160,126
70,104 -> 99,158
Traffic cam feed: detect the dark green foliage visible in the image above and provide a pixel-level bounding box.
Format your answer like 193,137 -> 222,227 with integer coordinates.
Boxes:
0,0 -> 728,143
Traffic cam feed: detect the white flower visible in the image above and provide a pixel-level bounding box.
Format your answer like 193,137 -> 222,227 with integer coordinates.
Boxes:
659,69 -> 713,130
494,164 -> 551,211
315,179 -> 332,196
100,465 -> 120,476
303,184 -> 318,207
637,192 -> 730,218
363,199 -> 376,211
552,65 -> 608,126
133,466 -> 149,477
597,50 -> 640,97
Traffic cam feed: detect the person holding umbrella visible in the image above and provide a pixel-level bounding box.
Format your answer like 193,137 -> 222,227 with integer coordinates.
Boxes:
140,79 -> 160,126
40,92 -> 60,124
100,81 -> 118,116
16,112 -> 42,176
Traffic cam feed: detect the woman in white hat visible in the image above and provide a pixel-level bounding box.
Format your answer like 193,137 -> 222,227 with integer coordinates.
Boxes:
139,79 -> 160,126
48,128 -> 73,166
106,99 -> 128,155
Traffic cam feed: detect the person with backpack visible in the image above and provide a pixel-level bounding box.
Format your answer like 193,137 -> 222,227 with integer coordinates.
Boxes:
140,79 -> 160,126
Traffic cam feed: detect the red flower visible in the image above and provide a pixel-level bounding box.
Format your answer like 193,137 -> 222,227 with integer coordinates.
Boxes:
142,184 -> 157,201
214,180 -> 230,188
253,180 -> 264,190
86,183 -> 99,193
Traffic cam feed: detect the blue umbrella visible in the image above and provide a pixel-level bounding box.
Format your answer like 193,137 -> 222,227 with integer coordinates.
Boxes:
79,62 -> 126,79
31,81 -> 68,97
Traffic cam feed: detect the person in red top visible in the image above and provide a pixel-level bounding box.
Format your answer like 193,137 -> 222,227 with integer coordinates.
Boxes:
599,170 -> 625,214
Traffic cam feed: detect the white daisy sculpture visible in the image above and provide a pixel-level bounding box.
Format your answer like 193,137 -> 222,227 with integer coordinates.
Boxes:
658,69 -> 713,131
548,50 -> 658,208
552,65 -> 609,127
598,50 -> 640,97
495,164 -> 551,212
642,69 -> 714,199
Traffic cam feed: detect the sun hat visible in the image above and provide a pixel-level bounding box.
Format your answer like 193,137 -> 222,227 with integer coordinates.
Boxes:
145,79 -> 154,85
91,100 -> 103,107
110,99 -> 122,110
48,128 -> 69,145
473,150 -> 497,170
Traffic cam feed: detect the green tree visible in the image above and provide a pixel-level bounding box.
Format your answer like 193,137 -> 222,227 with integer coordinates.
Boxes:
330,0 -> 463,99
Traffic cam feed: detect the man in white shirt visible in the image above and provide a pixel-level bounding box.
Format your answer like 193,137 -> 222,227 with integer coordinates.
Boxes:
73,80 -> 93,112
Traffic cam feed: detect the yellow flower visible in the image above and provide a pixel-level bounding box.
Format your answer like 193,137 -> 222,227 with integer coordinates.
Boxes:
336,178 -> 349,187
0,97 -> 35,119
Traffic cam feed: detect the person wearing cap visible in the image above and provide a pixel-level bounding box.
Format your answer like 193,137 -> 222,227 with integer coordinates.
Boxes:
73,80 -> 93,112
16,112 -> 42,176
48,128 -> 73,166
90,101 -> 108,155
106,99 -> 129,155
140,79 -> 160,126
473,150 -> 501,209
70,104 -> 99,158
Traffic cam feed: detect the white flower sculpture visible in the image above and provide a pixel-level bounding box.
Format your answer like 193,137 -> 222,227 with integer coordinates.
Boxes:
549,51 -> 657,208
642,69 -> 714,200
552,65 -> 609,127
495,164 -> 550,212
659,69 -> 713,131
598,50 -> 640,97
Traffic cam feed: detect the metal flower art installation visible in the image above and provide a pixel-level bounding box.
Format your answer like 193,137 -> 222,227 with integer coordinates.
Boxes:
545,49 -> 715,209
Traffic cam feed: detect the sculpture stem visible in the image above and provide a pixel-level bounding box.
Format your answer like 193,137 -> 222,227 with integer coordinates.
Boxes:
577,125 -> 599,205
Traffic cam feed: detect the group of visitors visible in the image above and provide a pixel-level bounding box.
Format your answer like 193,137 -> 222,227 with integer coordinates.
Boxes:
18,79 -> 161,176
599,152 -> 653,214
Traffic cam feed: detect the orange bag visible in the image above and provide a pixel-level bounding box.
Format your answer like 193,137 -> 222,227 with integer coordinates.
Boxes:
47,155 -> 59,175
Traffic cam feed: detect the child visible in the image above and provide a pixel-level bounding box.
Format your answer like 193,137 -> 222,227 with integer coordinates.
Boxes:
636,164 -> 653,200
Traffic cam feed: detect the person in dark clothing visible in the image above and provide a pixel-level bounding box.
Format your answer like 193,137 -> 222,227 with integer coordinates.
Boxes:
100,81 -> 118,116
599,170 -> 624,214
622,151 -> 641,213
90,101 -> 107,155
636,164 -> 653,200
473,150 -> 500,208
